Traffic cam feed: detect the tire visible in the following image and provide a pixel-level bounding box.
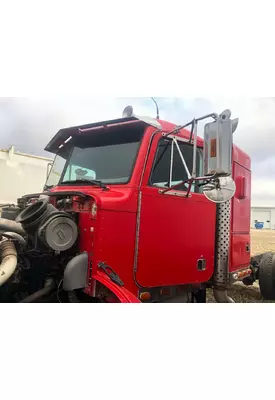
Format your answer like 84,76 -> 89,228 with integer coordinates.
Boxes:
258,252 -> 275,300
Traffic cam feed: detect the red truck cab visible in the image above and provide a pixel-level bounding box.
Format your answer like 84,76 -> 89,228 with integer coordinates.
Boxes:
43,113 -> 251,302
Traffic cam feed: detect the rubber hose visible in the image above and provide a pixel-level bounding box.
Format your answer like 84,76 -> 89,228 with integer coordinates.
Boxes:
20,278 -> 55,303
0,232 -> 27,248
0,218 -> 26,236
0,241 -> 17,287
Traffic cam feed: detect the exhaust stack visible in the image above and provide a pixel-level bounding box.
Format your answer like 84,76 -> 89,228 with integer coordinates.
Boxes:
212,201 -> 234,303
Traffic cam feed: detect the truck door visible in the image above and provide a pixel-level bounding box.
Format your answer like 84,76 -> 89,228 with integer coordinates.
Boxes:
135,133 -> 217,288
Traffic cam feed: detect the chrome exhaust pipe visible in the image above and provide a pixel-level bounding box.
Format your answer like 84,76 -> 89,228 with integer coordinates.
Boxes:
213,287 -> 234,303
213,202 -> 235,303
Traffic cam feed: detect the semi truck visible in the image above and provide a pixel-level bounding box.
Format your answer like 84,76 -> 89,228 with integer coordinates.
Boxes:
0,106 -> 273,303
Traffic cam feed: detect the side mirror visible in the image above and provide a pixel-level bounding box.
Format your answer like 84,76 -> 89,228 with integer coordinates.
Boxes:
203,110 -> 239,177
161,110 -> 238,204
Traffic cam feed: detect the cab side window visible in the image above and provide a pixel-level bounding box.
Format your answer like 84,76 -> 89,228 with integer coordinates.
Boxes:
150,138 -> 203,193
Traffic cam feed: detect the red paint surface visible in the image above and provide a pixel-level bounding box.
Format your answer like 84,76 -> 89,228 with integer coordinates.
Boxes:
49,119 -> 252,298
94,271 -> 140,303
136,130 -> 216,287
230,147 -> 251,272
92,207 -> 139,295
136,188 -> 216,287
230,234 -> 251,271
50,186 -> 140,296
232,146 -> 251,170
231,161 -> 251,233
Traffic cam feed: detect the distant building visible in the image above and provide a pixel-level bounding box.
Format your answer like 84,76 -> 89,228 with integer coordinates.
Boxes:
251,207 -> 275,230
0,146 -> 53,205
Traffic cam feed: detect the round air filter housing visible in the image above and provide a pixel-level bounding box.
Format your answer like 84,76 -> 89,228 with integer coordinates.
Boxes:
16,198 -> 79,252
38,214 -> 78,252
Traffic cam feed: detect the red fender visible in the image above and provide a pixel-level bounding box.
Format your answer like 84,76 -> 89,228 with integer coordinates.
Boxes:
93,271 -> 140,303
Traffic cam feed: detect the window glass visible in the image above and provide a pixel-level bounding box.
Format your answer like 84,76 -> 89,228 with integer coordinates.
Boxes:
150,138 -> 203,193
62,142 -> 140,184
46,124 -> 144,187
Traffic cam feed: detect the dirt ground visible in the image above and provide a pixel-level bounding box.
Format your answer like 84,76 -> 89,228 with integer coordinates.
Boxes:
250,229 -> 275,256
207,229 -> 275,303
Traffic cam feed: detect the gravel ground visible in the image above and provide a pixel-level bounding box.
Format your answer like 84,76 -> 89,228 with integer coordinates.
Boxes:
206,285 -> 274,303
251,229 -> 275,255
207,282 -> 275,303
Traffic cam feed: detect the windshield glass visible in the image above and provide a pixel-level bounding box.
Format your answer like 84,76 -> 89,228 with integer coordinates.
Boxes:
45,148 -> 70,189
45,123 -> 144,188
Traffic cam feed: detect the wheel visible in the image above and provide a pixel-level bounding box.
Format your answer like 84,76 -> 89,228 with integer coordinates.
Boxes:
258,252 -> 275,300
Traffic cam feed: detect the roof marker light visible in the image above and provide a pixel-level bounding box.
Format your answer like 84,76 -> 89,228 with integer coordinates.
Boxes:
122,105 -> 163,130
79,126 -> 105,133
64,136 -> 72,144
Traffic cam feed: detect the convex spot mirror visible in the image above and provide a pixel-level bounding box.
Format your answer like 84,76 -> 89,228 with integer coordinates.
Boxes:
203,176 -> 236,204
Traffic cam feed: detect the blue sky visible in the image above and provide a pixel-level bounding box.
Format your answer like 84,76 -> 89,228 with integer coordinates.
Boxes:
0,97 -> 274,207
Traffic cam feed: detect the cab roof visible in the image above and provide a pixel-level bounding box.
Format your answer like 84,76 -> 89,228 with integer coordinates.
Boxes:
45,117 -> 143,154
44,116 -> 202,155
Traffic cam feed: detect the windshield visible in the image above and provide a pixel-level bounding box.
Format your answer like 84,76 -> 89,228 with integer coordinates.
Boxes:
45,124 -> 144,188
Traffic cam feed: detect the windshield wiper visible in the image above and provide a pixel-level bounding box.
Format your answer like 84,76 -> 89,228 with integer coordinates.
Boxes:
61,179 -> 110,191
